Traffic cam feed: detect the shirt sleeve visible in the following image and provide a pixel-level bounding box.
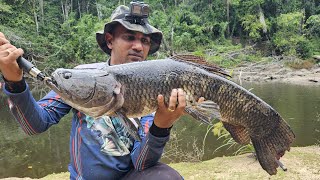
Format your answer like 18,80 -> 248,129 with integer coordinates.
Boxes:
3,81 -> 72,135
130,114 -> 171,171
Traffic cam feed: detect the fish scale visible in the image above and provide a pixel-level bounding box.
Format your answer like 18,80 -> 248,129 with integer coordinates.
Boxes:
49,56 -> 295,175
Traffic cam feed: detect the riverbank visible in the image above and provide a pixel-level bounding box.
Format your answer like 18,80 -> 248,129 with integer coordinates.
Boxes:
231,57 -> 320,86
2,146 -> 319,180
170,146 -> 320,180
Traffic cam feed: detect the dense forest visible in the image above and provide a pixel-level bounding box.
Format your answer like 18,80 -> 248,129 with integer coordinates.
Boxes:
0,0 -> 319,72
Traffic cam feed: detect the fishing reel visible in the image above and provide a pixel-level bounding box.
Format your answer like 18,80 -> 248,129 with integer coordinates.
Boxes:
124,1 -> 150,25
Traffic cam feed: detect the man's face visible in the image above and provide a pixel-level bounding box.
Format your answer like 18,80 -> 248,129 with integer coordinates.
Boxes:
106,24 -> 151,65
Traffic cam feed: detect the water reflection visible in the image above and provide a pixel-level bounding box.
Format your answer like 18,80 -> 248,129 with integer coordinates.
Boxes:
162,82 -> 320,162
0,82 -> 319,178
0,94 -> 71,178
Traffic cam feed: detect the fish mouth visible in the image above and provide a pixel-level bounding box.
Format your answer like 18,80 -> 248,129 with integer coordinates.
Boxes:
45,76 -> 94,104
45,77 -> 61,93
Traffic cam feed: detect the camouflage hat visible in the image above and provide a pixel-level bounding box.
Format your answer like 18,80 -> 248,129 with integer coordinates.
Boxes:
96,5 -> 163,55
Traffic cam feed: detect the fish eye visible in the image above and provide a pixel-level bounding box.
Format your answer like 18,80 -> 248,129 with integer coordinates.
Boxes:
63,72 -> 72,79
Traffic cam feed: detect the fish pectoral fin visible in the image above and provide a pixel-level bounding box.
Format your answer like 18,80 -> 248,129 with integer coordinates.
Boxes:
115,111 -> 142,142
222,121 -> 251,145
185,100 -> 221,125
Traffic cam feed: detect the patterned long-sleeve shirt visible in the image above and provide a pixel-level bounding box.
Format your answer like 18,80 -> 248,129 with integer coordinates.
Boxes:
3,64 -> 170,180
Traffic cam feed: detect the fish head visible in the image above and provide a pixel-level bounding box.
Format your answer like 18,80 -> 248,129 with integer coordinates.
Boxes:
48,68 -> 124,117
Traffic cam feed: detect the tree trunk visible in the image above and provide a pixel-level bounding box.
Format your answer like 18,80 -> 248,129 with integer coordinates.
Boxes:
61,0 -> 65,21
170,25 -> 174,55
86,1 -> 90,14
300,8 -> 305,35
258,5 -> 267,34
32,0 -> 39,34
61,0 -> 71,22
96,0 -> 102,20
65,0 -> 69,20
71,0 -> 73,13
39,0 -> 44,24
226,0 -> 230,36
78,0 -> 81,18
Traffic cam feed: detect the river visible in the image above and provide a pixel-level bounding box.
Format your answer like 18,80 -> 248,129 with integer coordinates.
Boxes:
0,82 -> 319,178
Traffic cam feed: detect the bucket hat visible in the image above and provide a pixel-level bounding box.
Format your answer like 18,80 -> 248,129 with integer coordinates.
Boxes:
96,5 -> 163,55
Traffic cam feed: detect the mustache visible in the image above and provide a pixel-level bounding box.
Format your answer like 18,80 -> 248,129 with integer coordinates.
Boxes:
128,51 -> 144,58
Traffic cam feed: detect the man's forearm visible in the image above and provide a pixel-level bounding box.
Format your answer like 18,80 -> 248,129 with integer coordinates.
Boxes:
130,115 -> 171,171
3,82 -> 70,135
131,127 -> 170,171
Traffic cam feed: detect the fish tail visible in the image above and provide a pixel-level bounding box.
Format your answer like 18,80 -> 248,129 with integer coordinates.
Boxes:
251,120 -> 295,175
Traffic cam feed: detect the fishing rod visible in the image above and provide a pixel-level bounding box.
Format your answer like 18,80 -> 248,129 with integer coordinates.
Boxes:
16,56 -> 53,85
17,56 -> 46,81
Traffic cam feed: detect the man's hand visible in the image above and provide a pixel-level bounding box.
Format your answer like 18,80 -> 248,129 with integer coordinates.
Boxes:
153,88 -> 205,128
0,32 -> 24,82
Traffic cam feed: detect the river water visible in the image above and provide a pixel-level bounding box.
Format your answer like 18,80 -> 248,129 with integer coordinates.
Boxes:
0,82 -> 319,178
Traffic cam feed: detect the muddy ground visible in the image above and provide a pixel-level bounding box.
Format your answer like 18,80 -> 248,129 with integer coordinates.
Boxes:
170,146 -> 320,180
231,59 -> 320,86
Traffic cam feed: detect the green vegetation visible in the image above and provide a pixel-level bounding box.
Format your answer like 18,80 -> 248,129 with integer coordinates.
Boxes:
212,121 -> 254,156
0,0 -> 319,73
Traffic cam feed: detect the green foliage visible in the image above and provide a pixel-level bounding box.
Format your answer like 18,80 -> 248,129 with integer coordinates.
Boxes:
0,0 -> 319,69
204,41 -> 261,68
295,38 -> 312,59
305,15 -> 320,38
241,14 -> 269,41
276,12 -> 303,33
212,121 -> 228,137
308,38 -> 320,55
212,122 -> 254,156
0,0 -> 11,13
271,12 -> 312,58
173,32 -> 197,51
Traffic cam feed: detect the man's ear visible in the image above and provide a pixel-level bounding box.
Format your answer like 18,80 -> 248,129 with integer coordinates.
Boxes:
105,33 -> 113,49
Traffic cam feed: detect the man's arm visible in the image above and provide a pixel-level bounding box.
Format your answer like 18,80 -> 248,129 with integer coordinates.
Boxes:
130,88 -> 186,171
0,32 -> 71,135
3,81 -> 72,135
130,115 -> 169,171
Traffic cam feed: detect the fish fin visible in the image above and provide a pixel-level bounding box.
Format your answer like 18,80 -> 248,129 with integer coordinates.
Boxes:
221,121 -> 251,145
251,120 -> 295,175
185,100 -> 221,125
115,111 -> 142,142
169,54 -> 231,78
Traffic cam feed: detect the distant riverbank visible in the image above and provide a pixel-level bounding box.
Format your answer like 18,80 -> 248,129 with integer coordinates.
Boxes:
231,57 -> 320,86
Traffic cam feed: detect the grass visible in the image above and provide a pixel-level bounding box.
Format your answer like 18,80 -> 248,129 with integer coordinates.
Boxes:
285,59 -> 316,69
11,146 -> 317,180
169,146 -> 320,180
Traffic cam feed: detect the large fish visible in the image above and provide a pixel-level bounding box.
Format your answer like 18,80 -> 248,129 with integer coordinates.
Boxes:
47,55 -> 295,175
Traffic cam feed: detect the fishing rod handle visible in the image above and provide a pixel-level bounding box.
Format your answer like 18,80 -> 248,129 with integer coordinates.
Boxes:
17,56 -> 34,72
17,56 -> 45,81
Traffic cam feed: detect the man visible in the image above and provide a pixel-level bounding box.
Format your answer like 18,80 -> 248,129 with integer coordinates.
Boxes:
0,3 -> 197,180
